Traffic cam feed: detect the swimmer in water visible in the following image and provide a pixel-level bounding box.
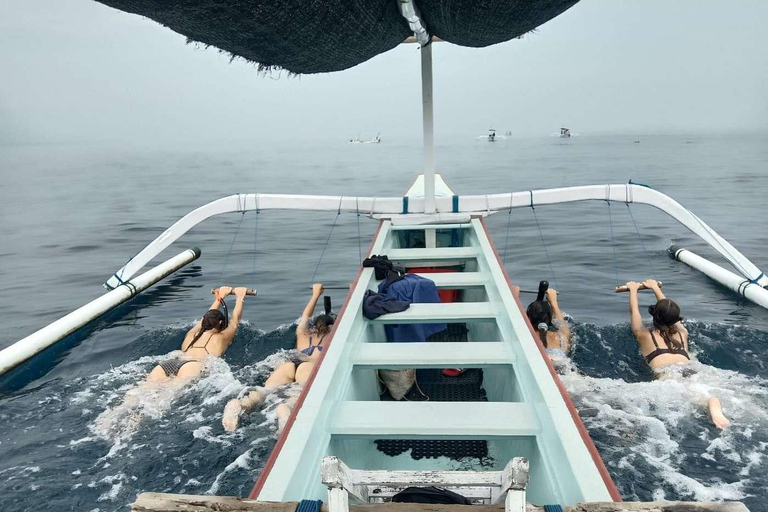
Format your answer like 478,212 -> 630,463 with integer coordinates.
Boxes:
94,286 -> 250,439
525,287 -> 570,362
145,286 -> 250,384
624,279 -> 730,429
222,283 -> 332,431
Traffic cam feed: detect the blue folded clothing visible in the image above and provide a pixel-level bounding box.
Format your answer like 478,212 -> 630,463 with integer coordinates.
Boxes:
362,290 -> 410,320
378,274 -> 447,343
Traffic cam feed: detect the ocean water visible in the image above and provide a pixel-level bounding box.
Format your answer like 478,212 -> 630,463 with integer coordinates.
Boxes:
1,133 -> 767,511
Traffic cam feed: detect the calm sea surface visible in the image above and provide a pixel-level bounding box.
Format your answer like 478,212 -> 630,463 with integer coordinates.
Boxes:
1,134 -> 767,510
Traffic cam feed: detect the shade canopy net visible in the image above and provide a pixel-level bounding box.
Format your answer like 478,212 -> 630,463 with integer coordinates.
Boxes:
95,0 -> 579,73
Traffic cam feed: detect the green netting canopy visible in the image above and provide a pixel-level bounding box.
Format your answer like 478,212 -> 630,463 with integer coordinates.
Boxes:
96,0 -> 579,74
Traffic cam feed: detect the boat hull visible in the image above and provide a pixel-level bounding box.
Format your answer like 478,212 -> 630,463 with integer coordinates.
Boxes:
250,218 -> 618,505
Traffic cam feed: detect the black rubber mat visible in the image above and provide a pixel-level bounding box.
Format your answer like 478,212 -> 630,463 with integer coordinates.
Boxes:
374,438 -> 488,460
426,323 -> 469,343
376,323 -> 489,459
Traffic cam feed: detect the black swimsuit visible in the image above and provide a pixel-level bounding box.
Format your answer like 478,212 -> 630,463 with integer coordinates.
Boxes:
161,332 -> 217,377
645,330 -> 690,364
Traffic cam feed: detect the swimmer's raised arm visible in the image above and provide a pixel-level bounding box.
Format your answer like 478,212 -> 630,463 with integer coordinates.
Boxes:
643,279 -> 666,301
297,284 -> 324,336
625,281 -> 646,340
221,287 -> 249,340
546,288 -> 570,339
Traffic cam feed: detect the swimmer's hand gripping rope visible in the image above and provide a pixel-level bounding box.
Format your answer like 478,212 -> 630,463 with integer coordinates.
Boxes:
614,282 -> 663,293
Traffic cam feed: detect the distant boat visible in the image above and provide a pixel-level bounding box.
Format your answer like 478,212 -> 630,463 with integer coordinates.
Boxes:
559,127 -> 571,138
349,133 -> 381,144
477,128 -> 507,142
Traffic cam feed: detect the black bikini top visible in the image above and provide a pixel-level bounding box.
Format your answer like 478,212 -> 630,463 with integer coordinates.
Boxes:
645,330 -> 689,363
184,331 -> 216,355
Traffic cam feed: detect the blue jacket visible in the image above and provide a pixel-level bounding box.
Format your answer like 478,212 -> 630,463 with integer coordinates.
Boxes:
378,274 -> 447,342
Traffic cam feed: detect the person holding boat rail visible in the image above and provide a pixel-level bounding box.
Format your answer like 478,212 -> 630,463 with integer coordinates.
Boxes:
147,286 -> 250,382
94,286 -> 251,439
222,283 -> 333,431
524,283 -> 570,362
623,278 -> 730,429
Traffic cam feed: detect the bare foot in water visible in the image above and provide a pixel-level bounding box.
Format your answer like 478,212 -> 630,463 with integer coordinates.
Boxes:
222,399 -> 243,431
222,390 -> 266,431
708,397 -> 731,429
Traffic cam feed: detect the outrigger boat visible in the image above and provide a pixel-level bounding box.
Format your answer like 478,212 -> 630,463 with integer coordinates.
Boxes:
3,180 -> 764,512
349,134 -> 381,144
478,128 -> 506,142
1,1 -> 763,511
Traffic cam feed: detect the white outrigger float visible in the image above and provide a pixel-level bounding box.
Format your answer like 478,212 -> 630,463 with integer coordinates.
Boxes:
2,0 -> 762,510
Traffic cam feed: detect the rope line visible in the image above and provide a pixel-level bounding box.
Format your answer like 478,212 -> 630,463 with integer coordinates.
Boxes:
356,196 -> 362,265
311,197 -> 343,282
502,193 -> 513,266
531,205 -> 558,289
252,210 -> 259,284
606,201 -> 620,287
218,211 -> 246,285
625,203 -> 658,281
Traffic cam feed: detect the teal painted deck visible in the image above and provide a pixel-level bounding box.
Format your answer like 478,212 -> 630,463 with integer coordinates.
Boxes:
254,218 -> 615,506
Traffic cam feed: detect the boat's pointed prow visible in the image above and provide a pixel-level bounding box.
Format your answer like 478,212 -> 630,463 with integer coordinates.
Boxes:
405,173 -> 455,199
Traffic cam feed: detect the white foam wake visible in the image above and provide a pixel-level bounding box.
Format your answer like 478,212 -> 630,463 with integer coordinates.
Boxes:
560,360 -> 767,502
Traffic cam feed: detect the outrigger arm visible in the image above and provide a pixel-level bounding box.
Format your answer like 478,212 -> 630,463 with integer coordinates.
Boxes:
105,183 -> 768,291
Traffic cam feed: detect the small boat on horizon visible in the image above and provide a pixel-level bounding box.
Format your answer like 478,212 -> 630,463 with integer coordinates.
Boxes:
560,127 -> 571,138
477,128 -> 507,142
350,133 -> 381,144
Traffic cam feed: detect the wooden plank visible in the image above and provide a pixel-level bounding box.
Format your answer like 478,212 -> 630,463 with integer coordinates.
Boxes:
330,402 -> 539,438
353,469 -> 501,487
132,494 -> 751,512
132,494 -> 297,512
354,342 -> 514,368
370,303 -> 496,324
387,248 -> 477,261
410,272 -> 486,288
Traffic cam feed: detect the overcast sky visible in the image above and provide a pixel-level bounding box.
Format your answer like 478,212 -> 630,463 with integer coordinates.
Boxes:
1,0 -> 766,146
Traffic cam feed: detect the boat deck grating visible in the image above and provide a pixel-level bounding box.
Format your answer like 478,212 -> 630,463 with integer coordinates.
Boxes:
426,323 -> 469,343
376,323 -> 489,459
415,368 -> 486,400
373,438 -> 489,460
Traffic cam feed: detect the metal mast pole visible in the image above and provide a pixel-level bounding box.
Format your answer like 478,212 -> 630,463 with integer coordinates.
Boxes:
399,0 -> 434,215
421,43 -> 435,214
